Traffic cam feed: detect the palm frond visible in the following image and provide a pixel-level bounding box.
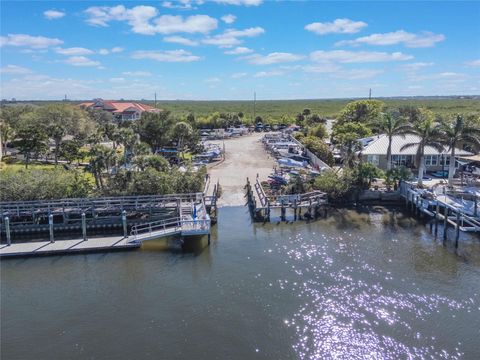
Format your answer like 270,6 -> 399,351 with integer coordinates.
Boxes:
400,142 -> 418,152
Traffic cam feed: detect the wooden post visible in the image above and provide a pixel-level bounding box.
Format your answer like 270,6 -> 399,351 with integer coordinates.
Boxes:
122,210 -> 128,238
82,212 -> 87,241
417,196 -> 421,218
475,196 -> 478,217
455,211 -> 460,247
293,199 -> 297,221
4,217 -> 11,246
434,202 -> 439,238
49,214 -> 54,243
443,205 -> 448,242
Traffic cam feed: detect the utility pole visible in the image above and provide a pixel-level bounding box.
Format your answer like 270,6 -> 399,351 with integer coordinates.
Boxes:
369,88 -> 372,99
253,90 -> 256,123
154,92 -> 157,108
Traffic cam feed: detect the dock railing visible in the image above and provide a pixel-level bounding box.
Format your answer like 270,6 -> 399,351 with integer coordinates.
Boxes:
129,217 -> 182,242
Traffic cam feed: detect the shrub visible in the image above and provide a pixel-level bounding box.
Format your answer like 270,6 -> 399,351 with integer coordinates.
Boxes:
300,136 -> 334,166
353,163 -> 384,189
0,168 -> 93,201
313,170 -> 352,200
308,124 -> 328,139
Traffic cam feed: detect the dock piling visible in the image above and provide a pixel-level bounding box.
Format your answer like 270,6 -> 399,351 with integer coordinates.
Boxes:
434,202 -> 439,238
4,217 -> 11,246
455,211 -> 460,247
49,214 -> 54,243
122,210 -> 128,238
82,212 -> 87,241
443,205 -> 448,242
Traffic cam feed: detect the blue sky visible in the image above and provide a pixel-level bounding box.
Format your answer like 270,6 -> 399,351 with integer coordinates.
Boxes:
1,0 -> 479,100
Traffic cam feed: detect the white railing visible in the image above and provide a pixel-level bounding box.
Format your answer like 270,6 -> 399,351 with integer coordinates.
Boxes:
129,217 -> 182,242
128,213 -> 211,243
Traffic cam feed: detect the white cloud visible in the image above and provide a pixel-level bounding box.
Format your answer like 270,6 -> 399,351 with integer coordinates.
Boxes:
221,14 -> 236,24
109,77 -> 126,83
0,65 -> 32,74
243,52 -> 304,65
332,69 -> 384,80
465,59 -> 480,67
98,47 -> 124,55
0,34 -> 63,48
213,0 -> 262,5
131,49 -> 201,62
231,72 -> 247,78
302,64 -> 341,73
84,5 -> 217,35
204,77 -> 221,83
44,10 -> 66,20
55,47 -> 94,56
65,56 -> 101,67
164,35 -> 199,46
305,18 -> 367,35
336,30 -> 445,48
310,50 -> 413,63
155,15 -> 218,34
401,62 -> 435,72
254,70 -> 283,78
224,46 -> 253,55
162,0 -> 204,9
122,71 -> 152,77
202,27 -> 265,47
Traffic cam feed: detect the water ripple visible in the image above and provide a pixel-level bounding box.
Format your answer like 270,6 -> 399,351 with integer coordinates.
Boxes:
269,231 -> 474,359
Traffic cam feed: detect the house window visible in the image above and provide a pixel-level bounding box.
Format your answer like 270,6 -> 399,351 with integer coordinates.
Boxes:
444,156 -> 450,166
392,155 -> 410,166
425,155 -> 438,166
367,155 -> 379,166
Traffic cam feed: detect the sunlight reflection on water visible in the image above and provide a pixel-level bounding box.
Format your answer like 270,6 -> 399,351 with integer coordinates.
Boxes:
270,231 -> 474,359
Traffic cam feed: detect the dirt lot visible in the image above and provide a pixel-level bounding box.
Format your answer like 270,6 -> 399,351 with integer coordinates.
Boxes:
207,133 -> 275,206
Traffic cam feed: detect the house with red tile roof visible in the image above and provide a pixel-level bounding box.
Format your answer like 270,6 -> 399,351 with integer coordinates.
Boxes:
79,98 -> 161,121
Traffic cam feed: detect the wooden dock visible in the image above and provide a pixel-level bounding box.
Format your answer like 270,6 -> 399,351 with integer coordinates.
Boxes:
401,181 -> 480,247
245,177 -> 328,222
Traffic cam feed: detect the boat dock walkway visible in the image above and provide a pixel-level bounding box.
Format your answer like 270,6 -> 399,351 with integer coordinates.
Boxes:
0,216 -> 211,258
0,236 -> 139,258
401,181 -> 480,247
1,192 -> 213,258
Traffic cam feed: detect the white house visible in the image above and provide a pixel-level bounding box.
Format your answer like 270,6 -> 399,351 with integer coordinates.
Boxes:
361,134 -> 473,172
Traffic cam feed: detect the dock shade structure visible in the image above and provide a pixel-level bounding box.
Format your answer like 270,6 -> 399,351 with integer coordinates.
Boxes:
361,134 -> 473,171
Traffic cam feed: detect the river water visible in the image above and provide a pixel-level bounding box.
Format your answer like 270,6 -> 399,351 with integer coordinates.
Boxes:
2,206 -> 480,359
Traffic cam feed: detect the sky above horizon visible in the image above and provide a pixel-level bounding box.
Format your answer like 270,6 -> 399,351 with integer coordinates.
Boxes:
1,0 -> 479,101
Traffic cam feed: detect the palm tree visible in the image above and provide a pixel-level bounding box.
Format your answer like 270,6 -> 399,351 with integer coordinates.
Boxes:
371,110 -> 408,171
88,145 -> 115,189
441,115 -> 480,187
398,109 -> 443,188
114,127 -> 139,165
172,122 -> 193,159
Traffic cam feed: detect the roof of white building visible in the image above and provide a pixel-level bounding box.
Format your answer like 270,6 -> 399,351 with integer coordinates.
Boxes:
361,134 -> 473,156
